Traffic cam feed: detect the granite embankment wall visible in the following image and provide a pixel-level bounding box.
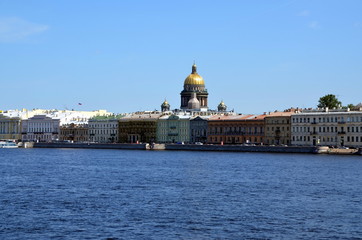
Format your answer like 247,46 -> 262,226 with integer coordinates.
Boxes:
33,142 -> 318,154
34,142 -> 146,150
165,144 -> 317,153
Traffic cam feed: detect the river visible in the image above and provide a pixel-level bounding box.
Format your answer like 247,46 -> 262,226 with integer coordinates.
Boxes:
1,148 -> 361,239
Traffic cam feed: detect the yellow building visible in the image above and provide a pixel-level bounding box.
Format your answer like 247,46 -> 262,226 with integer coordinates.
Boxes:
264,111 -> 294,145
0,115 -> 22,141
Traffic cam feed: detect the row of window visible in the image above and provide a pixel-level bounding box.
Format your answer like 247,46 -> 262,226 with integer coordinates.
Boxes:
267,126 -> 289,131
89,124 -> 117,128
159,128 -> 189,134
293,136 -> 362,143
209,126 -> 264,134
26,127 -> 58,132
158,122 -> 189,127
209,136 -> 263,143
293,126 -> 362,133
89,129 -> 117,135
266,120 -> 289,124
293,115 -> 362,123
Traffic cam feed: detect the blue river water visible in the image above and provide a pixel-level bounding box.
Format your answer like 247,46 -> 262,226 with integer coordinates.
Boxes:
0,148 -> 361,239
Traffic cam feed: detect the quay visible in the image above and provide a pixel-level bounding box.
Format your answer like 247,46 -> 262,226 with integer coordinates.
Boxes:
28,142 -> 361,155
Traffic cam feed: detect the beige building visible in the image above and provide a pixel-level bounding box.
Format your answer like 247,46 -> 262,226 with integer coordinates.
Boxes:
264,111 -> 295,145
291,108 -> 362,147
88,119 -> 119,143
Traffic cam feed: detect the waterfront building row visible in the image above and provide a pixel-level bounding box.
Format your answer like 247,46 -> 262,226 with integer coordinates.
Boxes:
3,108 -> 362,147
0,109 -> 362,147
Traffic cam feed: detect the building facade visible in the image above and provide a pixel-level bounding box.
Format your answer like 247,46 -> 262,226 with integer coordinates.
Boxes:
291,109 -> 362,147
119,112 -> 161,143
21,115 -> 60,142
264,112 -> 293,145
157,114 -> 191,143
0,115 -> 22,141
88,119 -> 119,143
60,123 -> 89,142
190,116 -> 209,143
207,114 -> 265,144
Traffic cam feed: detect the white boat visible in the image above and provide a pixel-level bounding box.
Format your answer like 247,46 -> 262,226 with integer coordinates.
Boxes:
0,141 -> 18,148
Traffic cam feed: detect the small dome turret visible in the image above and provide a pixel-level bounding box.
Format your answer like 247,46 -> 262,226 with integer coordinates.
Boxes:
218,100 -> 227,112
161,99 -> 170,112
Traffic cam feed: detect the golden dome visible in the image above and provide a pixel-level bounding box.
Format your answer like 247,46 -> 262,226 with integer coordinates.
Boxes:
184,64 -> 205,86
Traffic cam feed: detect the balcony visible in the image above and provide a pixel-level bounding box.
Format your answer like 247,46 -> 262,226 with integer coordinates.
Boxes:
168,133 -> 178,136
338,131 -> 346,135
311,122 -> 317,124
338,121 -> 346,124
310,131 -> 318,135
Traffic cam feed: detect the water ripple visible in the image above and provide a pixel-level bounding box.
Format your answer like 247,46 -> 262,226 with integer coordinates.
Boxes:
0,149 -> 362,239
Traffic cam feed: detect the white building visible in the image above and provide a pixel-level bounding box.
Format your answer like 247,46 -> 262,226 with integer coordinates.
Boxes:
22,115 -> 60,142
88,119 -> 119,143
291,108 -> 362,147
1,108 -> 112,124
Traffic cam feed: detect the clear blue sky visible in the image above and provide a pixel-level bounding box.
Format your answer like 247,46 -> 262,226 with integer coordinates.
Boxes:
1,0 -> 361,114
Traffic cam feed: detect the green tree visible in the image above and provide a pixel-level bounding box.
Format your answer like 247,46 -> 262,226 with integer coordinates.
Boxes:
317,94 -> 341,109
347,103 -> 355,109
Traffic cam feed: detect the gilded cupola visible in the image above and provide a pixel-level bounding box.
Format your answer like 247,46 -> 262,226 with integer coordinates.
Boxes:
218,100 -> 227,112
161,99 -> 170,112
184,64 -> 205,86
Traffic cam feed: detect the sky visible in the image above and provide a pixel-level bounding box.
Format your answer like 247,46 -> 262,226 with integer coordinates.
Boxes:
1,0 -> 361,114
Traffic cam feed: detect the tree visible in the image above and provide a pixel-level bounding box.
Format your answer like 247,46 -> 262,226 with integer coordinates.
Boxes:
317,94 -> 341,109
347,103 -> 355,110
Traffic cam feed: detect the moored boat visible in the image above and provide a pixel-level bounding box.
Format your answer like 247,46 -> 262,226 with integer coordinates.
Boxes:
0,141 -> 18,148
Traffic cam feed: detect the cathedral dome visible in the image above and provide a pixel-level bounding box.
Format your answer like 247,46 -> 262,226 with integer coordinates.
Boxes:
184,64 -> 205,86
